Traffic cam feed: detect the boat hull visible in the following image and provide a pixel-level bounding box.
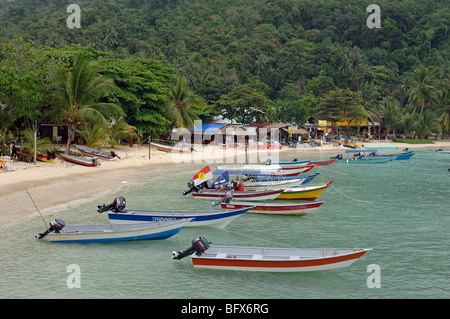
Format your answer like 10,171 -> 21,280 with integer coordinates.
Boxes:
192,189 -> 284,201
108,207 -> 251,228
275,181 -> 333,201
191,246 -> 371,272
45,220 -> 189,243
150,142 -> 192,154
337,157 -> 392,163
220,201 -> 324,216
74,145 -> 117,160
307,158 -> 336,166
395,153 -> 415,160
60,154 -> 98,167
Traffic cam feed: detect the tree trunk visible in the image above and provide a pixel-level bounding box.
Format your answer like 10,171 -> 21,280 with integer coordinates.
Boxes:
65,128 -> 73,154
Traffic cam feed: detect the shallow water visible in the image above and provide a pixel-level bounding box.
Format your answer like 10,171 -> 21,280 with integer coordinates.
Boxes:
0,150 -> 449,299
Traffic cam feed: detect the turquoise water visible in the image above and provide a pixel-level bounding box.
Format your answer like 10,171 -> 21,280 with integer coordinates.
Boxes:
0,150 -> 449,299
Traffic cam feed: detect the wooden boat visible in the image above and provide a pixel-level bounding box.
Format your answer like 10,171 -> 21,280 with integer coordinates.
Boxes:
60,153 -> 100,167
74,145 -> 119,160
220,201 -> 325,216
172,237 -> 372,272
307,158 -> 337,166
394,152 -> 415,160
243,173 -> 319,188
213,165 -> 314,177
150,141 -> 193,154
106,207 -> 252,229
192,188 -> 284,201
333,150 -> 394,163
276,181 -> 333,200
98,196 -> 251,228
36,218 -> 190,243
266,160 -> 311,169
337,157 -> 392,163
22,151 -> 56,162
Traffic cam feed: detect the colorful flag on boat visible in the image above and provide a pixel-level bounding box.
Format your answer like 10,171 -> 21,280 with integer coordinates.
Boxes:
193,166 -> 213,186
211,171 -> 229,188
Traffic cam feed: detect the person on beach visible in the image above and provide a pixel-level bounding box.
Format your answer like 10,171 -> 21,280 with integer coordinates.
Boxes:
10,141 -> 17,159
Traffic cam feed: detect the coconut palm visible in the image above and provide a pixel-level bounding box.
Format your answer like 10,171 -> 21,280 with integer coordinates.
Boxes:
375,97 -> 402,137
53,55 -> 123,153
407,65 -> 439,116
417,110 -> 440,139
165,75 -> 200,129
76,123 -> 109,149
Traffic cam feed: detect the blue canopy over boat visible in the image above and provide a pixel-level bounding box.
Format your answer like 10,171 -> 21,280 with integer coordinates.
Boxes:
213,170 -> 273,176
345,149 -> 378,153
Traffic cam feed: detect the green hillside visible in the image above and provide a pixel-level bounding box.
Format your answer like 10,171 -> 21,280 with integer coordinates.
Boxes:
0,0 -> 448,144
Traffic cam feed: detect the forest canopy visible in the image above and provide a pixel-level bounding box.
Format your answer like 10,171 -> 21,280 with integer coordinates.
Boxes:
0,0 -> 449,143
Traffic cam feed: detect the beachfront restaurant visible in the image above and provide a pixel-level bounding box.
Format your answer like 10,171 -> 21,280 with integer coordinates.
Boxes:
190,122 -> 252,146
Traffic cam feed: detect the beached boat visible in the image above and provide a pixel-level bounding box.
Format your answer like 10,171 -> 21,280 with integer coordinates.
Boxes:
21,150 -> 56,162
150,141 -> 193,154
220,201 -> 325,216
192,188 -> 285,201
172,237 -> 372,272
36,218 -> 190,243
276,181 -> 333,200
74,145 -> 119,160
60,153 -> 100,167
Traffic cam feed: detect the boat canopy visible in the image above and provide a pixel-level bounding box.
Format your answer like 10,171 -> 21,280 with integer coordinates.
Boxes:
345,149 -> 378,153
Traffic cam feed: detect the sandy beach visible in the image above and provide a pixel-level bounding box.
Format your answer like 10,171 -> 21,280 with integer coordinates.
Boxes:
1,140 -> 449,227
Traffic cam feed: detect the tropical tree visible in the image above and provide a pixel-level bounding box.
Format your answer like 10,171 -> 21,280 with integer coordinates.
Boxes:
53,54 -> 123,153
416,110 -> 440,139
76,123 -> 109,149
407,65 -> 439,116
375,97 -> 403,138
22,129 -> 52,154
165,75 -> 201,128
215,84 -> 275,125
315,88 -> 368,136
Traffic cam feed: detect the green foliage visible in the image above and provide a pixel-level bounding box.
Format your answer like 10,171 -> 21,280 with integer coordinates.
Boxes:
214,84 -> 275,125
0,0 -> 449,140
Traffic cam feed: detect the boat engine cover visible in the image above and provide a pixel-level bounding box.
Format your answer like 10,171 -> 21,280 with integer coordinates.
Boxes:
113,196 -> 126,212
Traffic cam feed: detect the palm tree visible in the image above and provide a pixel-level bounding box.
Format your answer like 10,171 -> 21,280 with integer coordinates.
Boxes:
53,55 -> 123,153
376,97 -> 402,138
165,75 -> 200,129
407,65 -> 439,116
417,110 -> 440,139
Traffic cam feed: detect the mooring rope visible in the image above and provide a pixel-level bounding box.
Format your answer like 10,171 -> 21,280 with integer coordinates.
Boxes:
329,184 -> 374,204
210,225 -> 297,248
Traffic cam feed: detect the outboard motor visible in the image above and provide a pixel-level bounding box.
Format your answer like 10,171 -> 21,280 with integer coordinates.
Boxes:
172,237 -> 211,260
212,191 -> 233,207
36,218 -> 66,239
92,157 -> 100,166
47,150 -> 56,160
98,196 -> 126,213
330,154 -> 342,160
110,150 -> 120,159
183,180 -> 210,195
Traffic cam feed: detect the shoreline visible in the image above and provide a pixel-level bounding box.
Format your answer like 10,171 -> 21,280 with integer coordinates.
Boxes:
1,140 -> 449,227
